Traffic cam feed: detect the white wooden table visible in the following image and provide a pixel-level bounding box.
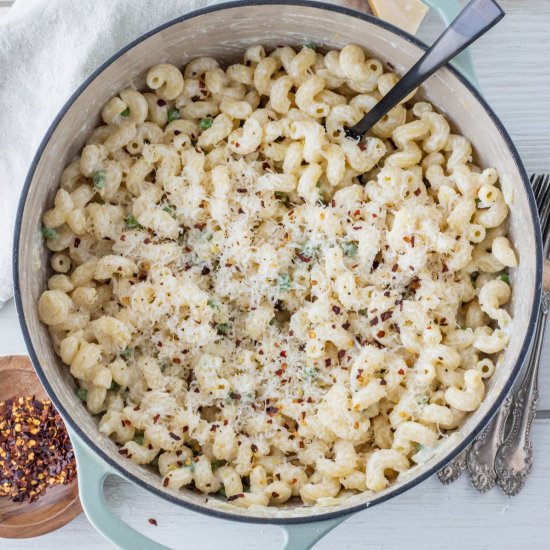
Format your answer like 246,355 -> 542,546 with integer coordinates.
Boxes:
1,0 -> 550,548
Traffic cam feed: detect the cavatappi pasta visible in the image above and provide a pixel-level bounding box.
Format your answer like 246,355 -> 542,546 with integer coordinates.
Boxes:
38,43 -> 517,507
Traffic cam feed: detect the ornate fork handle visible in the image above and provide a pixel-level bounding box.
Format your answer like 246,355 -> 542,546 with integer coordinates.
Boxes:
437,448 -> 468,484
466,394 -> 513,492
494,290 -> 549,495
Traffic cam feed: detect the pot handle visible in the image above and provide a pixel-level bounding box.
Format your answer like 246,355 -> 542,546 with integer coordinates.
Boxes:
423,0 -> 480,88
71,430 -> 172,550
281,515 -> 353,550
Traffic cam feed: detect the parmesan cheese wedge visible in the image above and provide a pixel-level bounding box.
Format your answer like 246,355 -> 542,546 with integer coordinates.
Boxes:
368,0 -> 429,35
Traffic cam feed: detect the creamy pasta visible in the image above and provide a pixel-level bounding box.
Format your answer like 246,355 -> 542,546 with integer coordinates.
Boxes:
38,43 -> 516,507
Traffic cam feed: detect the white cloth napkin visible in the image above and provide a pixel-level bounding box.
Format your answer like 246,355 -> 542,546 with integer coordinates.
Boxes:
0,0 -> 216,308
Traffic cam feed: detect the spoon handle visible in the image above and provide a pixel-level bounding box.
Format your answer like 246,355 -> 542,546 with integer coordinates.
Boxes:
346,0 -> 504,139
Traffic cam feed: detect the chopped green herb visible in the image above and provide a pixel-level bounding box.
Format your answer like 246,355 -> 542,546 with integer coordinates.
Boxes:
315,180 -> 321,188
277,272 -> 292,291
160,361 -> 170,374
498,273 -> 510,284
475,198 -> 482,207
167,108 -> 181,123
133,432 -> 145,446
75,388 -> 87,402
298,241 -> 317,261
358,308 -> 369,316
216,322 -> 231,336
205,233 -> 213,241
199,117 -> 214,130
207,299 -> 218,309
177,233 -> 186,246
217,487 -> 227,498
416,443 -> 425,452
300,366 -> 319,380
121,107 -> 130,117
41,226 -> 58,240
211,459 -> 227,471
120,347 -> 133,360
304,42 -> 316,50
110,381 -> 121,392
341,240 -> 358,257
124,215 -> 143,229
92,170 -> 107,190
162,204 -> 176,214
269,317 -> 280,327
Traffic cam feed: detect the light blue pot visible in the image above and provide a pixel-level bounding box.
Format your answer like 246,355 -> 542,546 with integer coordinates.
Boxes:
14,1 -> 543,549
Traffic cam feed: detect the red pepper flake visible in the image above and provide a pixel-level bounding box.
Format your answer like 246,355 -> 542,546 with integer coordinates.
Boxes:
358,142 -> 366,151
442,263 -> 449,273
210,424 -> 219,432
194,223 -> 206,230
280,350 -> 287,358
153,414 -> 161,424
143,237 -> 151,244
262,161 -> 270,170
266,406 -> 279,416
228,494 -> 244,501
411,236 -> 415,248
173,357 -> 181,364
370,316 -> 379,327
163,477 -> 169,487
391,264 -> 398,272
337,350 -> 346,359
182,426 -> 189,433
157,99 -> 167,107
398,368 -> 405,375
332,305 -> 341,315
342,322 -> 351,330
380,310 -> 393,322
271,491 -> 280,498
325,358 -> 332,367
237,188 -> 247,193
229,392 -> 241,401
296,252 -> 311,263
201,266 -> 211,276
376,330 -> 385,338
118,448 -> 129,456
414,188 -> 421,196
148,518 -> 158,526
169,432 -> 181,441
251,444 -> 258,453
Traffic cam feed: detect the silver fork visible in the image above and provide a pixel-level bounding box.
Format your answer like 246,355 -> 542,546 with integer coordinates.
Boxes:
494,174 -> 550,495
438,174 -> 549,490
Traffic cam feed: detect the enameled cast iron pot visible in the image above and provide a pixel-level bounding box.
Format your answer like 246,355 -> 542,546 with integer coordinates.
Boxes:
13,1 -> 542,548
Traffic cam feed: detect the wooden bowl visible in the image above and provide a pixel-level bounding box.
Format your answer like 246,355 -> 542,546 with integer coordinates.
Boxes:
0,356 -> 82,539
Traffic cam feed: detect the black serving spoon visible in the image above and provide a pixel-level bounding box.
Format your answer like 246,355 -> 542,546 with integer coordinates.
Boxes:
345,0 -> 504,140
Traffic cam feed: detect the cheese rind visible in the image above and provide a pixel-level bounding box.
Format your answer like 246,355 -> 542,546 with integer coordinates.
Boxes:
368,0 -> 429,35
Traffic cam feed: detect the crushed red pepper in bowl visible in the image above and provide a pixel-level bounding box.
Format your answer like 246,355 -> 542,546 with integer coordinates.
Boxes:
0,396 -> 76,503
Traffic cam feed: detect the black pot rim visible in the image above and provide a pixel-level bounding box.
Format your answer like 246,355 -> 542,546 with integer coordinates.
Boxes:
13,0 -> 543,526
